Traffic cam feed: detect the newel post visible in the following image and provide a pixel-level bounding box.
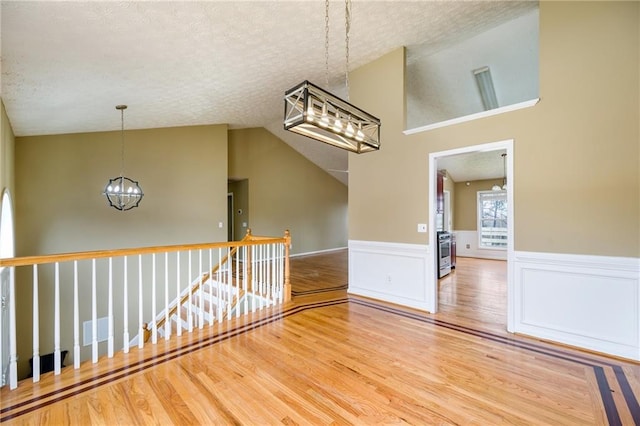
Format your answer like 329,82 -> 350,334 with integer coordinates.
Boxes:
284,230 -> 291,303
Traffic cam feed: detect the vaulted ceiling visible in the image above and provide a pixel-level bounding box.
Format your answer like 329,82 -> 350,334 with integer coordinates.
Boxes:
1,1 -> 537,185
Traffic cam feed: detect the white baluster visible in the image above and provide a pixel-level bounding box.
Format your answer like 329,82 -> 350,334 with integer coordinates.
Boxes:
243,246 -> 248,314
73,260 -> 80,368
54,262 -> 61,374
208,249 -> 213,326
228,246 -> 232,320
9,266 -> 17,389
151,253 -> 157,344
92,259 -> 98,363
123,256 -> 129,354
217,248 -> 223,322
32,264 -> 40,382
279,243 -> 284,303
176,251 -> 181,337
271,244 -> 276,303
263,244 -> 268,304
251,245 -> 257,312
108,257 -> 114,358
198,249 -> 203,329
164,252 -> 170,340
188,251 -> 193,332
138,254 -> 144,349
235,246 -> 240,318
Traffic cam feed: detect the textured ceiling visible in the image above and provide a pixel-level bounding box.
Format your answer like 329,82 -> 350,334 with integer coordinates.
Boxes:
437,149 -> 507,183
1,1 -> 537,185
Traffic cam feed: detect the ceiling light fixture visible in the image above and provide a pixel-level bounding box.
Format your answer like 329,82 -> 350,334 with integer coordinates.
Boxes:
103,105 -> 144,211
492,152 -> 507,191
284,0 -> 380,154
473,66 -> 499,111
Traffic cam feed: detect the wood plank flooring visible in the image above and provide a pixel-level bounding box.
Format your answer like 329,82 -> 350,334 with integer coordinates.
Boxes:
2,251 -> 639,425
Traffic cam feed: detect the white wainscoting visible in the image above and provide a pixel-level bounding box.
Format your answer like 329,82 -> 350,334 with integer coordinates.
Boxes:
348,240 -> 432,311
454,230 -> 507,261
513,251 -> 640,360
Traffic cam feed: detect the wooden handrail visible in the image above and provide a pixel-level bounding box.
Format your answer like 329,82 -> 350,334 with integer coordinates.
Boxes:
0,231 -> 287,268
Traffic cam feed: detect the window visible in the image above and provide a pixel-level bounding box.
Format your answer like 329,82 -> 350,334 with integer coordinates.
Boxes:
477,190 -> 507,249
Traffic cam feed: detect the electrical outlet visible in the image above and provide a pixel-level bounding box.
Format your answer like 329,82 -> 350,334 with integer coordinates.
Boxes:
386,274 -> 392,283
417,223 -> 427,233
466,244 -> 470,249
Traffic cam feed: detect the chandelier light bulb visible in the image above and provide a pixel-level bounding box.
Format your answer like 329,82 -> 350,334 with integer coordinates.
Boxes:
306,105 -> 315,122
333,111 -> 343,132
345,119 -> 355,137
355,123 -> 365,141
319,103 -> 330,128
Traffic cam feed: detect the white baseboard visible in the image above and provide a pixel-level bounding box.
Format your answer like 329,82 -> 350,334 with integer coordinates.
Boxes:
513,251 -> 640,360
348,240 -> 432,312
290,246 -> 347,258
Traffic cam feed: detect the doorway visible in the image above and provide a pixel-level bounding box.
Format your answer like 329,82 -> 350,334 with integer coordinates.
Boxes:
0,189 -> 15,387
428,140 -> 514,332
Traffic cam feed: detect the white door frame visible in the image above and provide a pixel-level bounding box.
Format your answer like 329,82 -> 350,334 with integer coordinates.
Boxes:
428,139 -> 515,332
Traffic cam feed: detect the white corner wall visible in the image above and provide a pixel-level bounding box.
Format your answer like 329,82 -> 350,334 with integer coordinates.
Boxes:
513,251 -> 640,360
348,240 -> 432,312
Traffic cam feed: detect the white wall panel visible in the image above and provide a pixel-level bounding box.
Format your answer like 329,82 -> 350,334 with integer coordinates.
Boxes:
348,241 -> 432,311
514,251 -> 640,360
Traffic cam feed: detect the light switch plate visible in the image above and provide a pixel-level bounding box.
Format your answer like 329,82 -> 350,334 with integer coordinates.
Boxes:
417,223 -> 427,233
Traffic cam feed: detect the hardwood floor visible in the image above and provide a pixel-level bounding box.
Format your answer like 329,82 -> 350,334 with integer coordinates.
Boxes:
2,251 -> 639,425
438,257 -> 507,334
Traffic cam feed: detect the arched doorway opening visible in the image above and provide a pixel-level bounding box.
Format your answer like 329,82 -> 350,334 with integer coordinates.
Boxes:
0,189 -> 15,387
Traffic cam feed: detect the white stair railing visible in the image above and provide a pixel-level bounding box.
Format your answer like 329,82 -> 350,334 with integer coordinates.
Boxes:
0,229 -> 291,390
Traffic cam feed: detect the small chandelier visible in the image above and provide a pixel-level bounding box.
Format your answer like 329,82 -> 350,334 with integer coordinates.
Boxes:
492,153 -> 507,191
284,0 -> 380,154
103,105 -> 144,211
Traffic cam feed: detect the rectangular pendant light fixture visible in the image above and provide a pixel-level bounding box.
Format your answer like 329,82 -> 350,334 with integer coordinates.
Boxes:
284,80 -> 381,154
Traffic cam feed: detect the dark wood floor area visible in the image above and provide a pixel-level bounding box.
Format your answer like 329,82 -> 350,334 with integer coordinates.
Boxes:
2,251 -> 639,425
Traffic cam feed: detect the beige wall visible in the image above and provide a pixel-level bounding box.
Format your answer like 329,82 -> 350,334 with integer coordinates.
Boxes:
1,100 -> 15,206
454,179 -> 504,231
15,124 -> 228,254
228,128 -> 348,254
350,1 -> 639,257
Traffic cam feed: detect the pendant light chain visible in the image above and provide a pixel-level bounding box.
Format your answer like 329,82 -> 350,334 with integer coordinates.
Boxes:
324,0 -> 330,88
119,106 -> 126,179
344,0 -> 351,101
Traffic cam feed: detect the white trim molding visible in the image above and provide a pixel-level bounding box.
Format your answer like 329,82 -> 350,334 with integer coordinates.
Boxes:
513,251 -> 640,361
404,98 -> 540,135
348,240 -> 432,312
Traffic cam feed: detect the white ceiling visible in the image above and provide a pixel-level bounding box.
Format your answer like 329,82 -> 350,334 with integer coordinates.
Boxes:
1,1 -> 537,185
437,149 -> 506,183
